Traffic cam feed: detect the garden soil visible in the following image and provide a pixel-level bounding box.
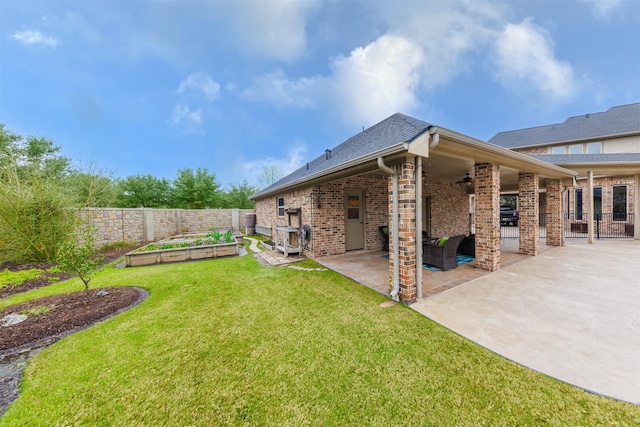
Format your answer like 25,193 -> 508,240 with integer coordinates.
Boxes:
0,245 -> 148,416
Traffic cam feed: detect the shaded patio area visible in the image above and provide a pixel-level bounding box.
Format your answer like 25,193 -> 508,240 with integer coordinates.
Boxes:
315,239 -> 555,299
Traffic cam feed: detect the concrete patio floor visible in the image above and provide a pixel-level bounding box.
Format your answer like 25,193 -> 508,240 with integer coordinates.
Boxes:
316,239 -> 552,298
317,239 -> 640,404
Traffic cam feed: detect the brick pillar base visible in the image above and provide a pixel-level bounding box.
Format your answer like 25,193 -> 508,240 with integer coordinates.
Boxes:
397,160 -> 416,303
474,163 -> 500,271
519,173 -> 539,256
546,179 -> 563,246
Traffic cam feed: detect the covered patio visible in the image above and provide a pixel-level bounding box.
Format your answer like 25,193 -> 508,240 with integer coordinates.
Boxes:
378,125 -> 577,303
316,239 -> 556,299
252,114 -> 578,305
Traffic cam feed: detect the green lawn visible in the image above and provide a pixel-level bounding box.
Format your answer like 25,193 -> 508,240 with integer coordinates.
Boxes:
1,253 -> 639,426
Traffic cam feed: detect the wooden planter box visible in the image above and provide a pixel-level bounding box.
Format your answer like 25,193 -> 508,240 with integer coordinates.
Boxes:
126,239 -> 239,267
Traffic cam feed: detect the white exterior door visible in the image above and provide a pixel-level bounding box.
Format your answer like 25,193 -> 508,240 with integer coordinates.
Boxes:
345,189 -> 365,251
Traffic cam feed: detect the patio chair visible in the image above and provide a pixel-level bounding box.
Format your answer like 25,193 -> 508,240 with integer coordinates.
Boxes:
423,234 -> 466,271
379,225 -> 389,251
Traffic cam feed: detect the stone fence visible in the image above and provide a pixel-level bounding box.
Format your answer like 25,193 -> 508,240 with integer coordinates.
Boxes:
81,208 -> 255,247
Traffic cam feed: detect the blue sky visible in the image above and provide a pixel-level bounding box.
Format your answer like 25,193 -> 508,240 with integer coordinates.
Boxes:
2,0 -> 639,189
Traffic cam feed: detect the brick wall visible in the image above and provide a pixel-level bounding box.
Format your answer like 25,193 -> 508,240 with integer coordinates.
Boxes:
254,172 -> 389,258
154,209 -> 179,238
423,180 -> 471,238
546,179 -> 563,246
181,210 -> 235,233
568,176 -> 636,217
474,163 -> 500,271
395,161 -> 417,303
82,209 -> 145,245
518,173 -> 539,256
82,208 -> 251,247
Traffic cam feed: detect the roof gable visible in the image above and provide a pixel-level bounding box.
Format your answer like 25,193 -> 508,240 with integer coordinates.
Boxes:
489,103 -> 640,149
253,113 -> 431,198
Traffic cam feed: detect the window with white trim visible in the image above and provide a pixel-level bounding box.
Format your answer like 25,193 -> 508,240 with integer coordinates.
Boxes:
613,186 -> 628,222
594,187 -> 602,219
549,141 -> 602,154
277,197 -> 285,217
575,188 -> 583,220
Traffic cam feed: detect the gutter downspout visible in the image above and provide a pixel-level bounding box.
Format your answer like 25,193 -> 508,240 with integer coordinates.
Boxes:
416,155 -> 423,299
415,127 -> 439,299
429,126 -> 439,150
378,156 -> 400,300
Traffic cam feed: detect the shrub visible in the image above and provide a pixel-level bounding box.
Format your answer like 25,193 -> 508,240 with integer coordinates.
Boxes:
0,164 -> 77,262
56,226 -> 103,293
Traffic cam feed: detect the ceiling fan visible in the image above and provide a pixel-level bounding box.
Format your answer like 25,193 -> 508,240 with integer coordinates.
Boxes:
456,172 -> 473,185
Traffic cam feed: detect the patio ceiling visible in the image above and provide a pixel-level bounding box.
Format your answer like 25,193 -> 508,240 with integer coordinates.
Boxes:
415,127 -> 578,192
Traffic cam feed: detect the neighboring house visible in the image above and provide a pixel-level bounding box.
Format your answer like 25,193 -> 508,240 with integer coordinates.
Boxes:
490,103 -> 640,241
251,113 -> 580,304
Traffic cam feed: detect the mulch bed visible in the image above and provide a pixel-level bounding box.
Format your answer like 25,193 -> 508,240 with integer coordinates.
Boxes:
0,244 -> 148,415
0,287 -> 145,352
0,245 -> 140,299
0,262 -> 72,299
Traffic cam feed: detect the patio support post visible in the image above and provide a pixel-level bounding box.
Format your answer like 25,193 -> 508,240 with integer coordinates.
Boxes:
474,163 -> 500,271
398,159 -> 417,304
378,157 -> 400,299
545,179 -> 563,246
635,174 -> 640,240
416,156 -> 423,299
518,172 -> 539,256
587,170 -> 594,244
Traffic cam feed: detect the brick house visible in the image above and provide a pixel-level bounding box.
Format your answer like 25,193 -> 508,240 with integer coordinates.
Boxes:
251,113 -> 579,304
489,103 -> 640,243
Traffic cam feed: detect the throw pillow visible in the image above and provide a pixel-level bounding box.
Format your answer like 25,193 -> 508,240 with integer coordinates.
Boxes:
437,236 -> 449,246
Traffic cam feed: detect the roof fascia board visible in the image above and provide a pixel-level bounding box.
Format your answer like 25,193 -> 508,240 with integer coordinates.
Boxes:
553,161 -> 640,176
434,127 -> 578,178
503,130 -> 640,150
406,129 -> 431,157
252,143 -> 407,199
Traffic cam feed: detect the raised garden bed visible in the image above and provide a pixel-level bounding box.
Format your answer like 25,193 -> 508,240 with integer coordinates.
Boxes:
125,231 -> 239,267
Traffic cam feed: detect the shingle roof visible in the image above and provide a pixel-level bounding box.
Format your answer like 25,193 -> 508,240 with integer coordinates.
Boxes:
489,103 -> 640,149
529,153 -> 640,164
252,113 -> 432,198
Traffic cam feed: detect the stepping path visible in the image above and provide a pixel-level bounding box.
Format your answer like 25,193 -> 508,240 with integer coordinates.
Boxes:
244,236 -> 262,253
244,236 -> 326,271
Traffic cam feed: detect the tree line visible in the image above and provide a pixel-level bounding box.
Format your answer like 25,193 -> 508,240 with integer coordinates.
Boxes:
0,123 -> 284,262
0,123 -> 271,210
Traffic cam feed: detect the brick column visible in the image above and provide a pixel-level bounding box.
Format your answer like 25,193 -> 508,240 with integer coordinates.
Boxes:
393,160 -> 417,304
474,163 -> 500,271
518,173 -> 539,256
546,179 -> 563,246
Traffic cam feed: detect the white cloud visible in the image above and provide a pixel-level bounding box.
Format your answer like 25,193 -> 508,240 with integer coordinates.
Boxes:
241,144 -> 307,186
243,35 -> 426,126
242,69 -> 323,108
375,1 -> 506,88
241,2 -> 581,125
580,0 -> 622,19
171,104 -> 201,126
11,30 -> 60,47
177,73 -> 220,101
231,0 -> 319,62
492,18 -> 577,102
330,34 -> 426,126
241,1 -> 512,127
171,73 -> 220,128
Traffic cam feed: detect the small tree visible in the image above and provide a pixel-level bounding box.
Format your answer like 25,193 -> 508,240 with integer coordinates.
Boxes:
57,226 -> 103,293
257,164 -> 285,190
